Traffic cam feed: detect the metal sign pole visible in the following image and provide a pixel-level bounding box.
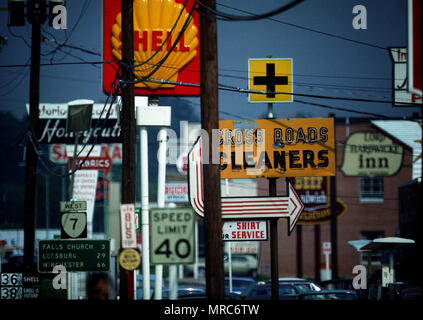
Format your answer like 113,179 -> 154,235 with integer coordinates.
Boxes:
154,125 -> 166,300
267,102 -> 279,300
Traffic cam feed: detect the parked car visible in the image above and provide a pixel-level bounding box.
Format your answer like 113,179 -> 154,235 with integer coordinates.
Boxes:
320,278 -> 354,291
1,254 -> 37,273
160,285 -> 206,299
185,254 -> 259,279
224,255 -> 258,278
297,290 -> 358,300
275,277 -> 322,293
136,274 -> 155,300
241,282 -> 298,300
224,276 -> 256,295
1,254 -> 24,272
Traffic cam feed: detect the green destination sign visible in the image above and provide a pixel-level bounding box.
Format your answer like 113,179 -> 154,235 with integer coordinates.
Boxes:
38,240 -> 110,273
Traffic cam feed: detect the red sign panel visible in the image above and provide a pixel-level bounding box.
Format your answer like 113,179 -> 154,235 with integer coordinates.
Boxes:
408,0 -> 422,96
103,0 -> 200,96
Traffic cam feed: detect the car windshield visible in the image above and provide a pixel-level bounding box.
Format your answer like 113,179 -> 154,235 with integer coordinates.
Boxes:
293,283 -> 312,293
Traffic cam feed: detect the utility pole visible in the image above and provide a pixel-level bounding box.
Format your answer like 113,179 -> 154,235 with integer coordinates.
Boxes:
199,0 -> 224,299
314,225 -> 321,283
120,0 -> 136,300
268,179 -> 279,300
23,0 -> 45,274
266,102 -> 279,300
296,225 -> 303,278
329,113 -> 338,279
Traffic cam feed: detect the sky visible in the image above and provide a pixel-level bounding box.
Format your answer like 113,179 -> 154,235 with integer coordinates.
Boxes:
0,0 -> 421,123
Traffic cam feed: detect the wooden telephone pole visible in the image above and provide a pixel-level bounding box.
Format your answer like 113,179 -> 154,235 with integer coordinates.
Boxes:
199,0 -> 225,299
23,0 -> 45,274
120,0 -> 136,300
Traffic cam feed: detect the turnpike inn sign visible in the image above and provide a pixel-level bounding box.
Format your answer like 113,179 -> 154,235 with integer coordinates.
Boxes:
341,131 -> 404,176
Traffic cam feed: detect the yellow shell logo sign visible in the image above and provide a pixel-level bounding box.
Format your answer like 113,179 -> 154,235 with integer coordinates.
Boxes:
111,0 -> 198,90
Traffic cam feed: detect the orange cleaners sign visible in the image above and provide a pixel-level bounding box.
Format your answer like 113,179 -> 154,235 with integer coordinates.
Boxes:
103,0 -> 200,96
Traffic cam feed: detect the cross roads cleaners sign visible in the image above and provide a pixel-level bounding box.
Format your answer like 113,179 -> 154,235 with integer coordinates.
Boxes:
219,117 -> 335,178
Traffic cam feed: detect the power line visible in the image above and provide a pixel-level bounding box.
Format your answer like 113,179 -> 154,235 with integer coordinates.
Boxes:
215,2 -> 387,51
196,0 -> 304,21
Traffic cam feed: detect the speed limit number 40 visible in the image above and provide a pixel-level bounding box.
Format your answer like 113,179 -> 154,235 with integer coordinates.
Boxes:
150,208 -> 195,265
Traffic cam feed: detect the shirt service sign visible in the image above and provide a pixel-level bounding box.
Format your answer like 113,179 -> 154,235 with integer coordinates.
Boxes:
219,118 -> 335,178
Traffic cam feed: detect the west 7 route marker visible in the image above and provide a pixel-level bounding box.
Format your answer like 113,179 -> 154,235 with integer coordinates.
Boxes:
188,136 -> 305,234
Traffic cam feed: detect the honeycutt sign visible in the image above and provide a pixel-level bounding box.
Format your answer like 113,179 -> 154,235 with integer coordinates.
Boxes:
26,103 -> 121,144
103,0 -> 200,96
340,131 -> 404,176
218,118 -> 335,178
291,177 -> 347,225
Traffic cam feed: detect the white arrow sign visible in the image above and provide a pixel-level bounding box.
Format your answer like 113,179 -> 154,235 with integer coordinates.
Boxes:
188,136 -> 305,234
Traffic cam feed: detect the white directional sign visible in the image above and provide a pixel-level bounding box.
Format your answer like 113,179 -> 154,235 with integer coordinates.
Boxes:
188,137 -> 305,234
60,201 -> 87,212
222,220 -> 268,241
120,204 -> 137,249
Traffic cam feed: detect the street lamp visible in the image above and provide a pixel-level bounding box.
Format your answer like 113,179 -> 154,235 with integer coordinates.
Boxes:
66,99 -> 93,200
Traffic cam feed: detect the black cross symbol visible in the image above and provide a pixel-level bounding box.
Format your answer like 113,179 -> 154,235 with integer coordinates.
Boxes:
253,63 -> 288,98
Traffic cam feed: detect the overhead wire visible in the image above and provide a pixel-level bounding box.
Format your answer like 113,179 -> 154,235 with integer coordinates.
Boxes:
195,0 -> 304,21
215,2 -> 387,51
125,0 -> 198,85
26,67 -> 122,178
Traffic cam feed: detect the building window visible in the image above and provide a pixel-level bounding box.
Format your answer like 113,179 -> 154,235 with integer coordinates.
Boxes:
360,176 -> 384,202
360,231 -> 385,265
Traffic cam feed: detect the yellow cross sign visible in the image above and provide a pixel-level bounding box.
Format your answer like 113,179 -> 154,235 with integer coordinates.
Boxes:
248,58 -> 293,103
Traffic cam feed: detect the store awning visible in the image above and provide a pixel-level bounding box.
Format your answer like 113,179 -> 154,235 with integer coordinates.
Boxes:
348,237 -> 415,253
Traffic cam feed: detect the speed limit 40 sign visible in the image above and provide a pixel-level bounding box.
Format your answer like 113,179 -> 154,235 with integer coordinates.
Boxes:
150,207 -> 195,265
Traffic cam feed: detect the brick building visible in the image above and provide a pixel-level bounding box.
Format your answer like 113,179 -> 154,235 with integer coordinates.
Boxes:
257,117 -> 416,279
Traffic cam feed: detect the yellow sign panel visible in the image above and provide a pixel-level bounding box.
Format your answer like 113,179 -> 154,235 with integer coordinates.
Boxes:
248,58 -> 293,103
219,118 -> 335,178
119,248 -> 141,271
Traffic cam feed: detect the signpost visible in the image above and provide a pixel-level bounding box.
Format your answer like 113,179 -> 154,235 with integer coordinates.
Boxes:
165,182 -> 189,203
218,117 -> 336,178
389,47 -> 422,105
292,177 -> 347,225
67,154 -> 112,177
150,207 -> 195,265
248,58 -> 293,103
407,0 -> 422,97
102,0 -> 201,96
322,242 -> 331,281
120,204 -> 137,249
60,201 -> 87,239
38,239 -> 110,273
222,220 -> 268,241
340,131 -> 404,176
188,136 -> 304,234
